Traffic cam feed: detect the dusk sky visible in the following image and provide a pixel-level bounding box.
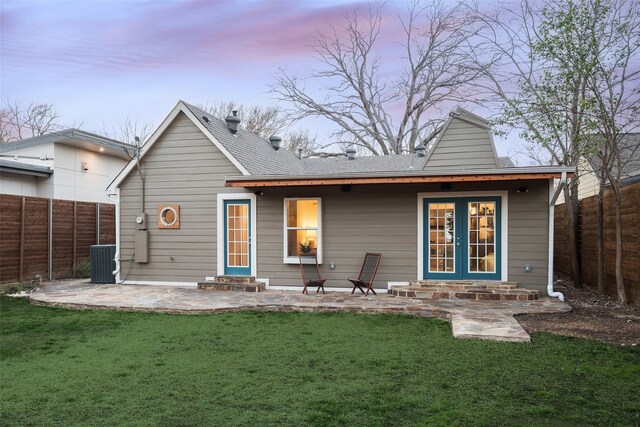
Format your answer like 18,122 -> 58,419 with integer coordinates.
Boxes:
2,0 -> 520,160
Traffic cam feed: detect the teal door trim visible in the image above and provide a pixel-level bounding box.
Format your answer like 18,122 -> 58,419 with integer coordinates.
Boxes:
423,197 -> 502,280
223,199 -> 251,276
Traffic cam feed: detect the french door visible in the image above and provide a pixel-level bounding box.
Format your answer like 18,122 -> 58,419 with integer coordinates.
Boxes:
223,199 -> 252,276
423,197 -> 501,280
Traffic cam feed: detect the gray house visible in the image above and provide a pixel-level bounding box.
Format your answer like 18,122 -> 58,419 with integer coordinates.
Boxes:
108,101 -> 574,297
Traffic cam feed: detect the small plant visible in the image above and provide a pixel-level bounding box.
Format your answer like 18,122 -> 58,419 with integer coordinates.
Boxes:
73,259 -> 91,279
299,241 -> 313,254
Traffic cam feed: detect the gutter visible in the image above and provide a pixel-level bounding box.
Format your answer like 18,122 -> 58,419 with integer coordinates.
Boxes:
547,171 -> 567,301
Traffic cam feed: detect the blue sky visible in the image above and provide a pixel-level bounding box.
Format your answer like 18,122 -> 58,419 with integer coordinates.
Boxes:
2,0 -> 523,160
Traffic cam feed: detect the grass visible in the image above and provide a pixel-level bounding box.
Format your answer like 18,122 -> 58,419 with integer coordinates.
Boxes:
1,296 -> 638,427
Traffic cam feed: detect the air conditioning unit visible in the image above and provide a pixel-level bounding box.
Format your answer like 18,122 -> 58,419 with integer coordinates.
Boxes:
90,244 -> 117,284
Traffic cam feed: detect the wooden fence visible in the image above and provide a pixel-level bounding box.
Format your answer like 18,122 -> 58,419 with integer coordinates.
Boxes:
554,181 -> 640,304
0,194 -> 115,283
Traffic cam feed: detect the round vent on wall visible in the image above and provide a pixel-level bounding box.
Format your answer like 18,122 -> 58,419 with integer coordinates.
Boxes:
158,205 -> 180,229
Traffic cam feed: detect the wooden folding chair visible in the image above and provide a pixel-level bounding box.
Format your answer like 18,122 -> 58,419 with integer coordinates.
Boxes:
299,254 -> 326,294
349,253 -> 382,296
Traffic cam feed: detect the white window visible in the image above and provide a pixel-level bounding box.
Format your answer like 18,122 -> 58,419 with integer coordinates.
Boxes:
284,198 -> 322,263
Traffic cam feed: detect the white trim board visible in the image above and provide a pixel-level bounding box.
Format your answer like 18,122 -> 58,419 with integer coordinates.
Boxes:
115,187 -> 121,283
216,192 -> 258,277
416,191 -> 509,281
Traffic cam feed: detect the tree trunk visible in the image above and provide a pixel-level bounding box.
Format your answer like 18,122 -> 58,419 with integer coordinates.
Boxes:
564,183 -> 582,288
597,182 -> 605,294
612,185 -> 627,304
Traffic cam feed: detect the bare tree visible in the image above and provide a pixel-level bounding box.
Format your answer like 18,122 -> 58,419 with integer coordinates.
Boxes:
101,116 -> 154,145
284,129 -> 320,157
1,100 -> 62,142
199,100 -> 319,155
272,1 -> 484,156
200,101 -> 288,139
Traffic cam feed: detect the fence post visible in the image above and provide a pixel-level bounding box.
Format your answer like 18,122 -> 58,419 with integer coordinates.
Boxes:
19,197 -> 25,282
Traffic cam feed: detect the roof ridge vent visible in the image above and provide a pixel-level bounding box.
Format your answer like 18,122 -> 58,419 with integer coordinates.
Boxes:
269,135 -> 282,151
225,110 -> 241,134
346,146 -> 357,160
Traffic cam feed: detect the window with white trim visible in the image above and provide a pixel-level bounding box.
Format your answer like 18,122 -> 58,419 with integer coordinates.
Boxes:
284,198 -> 322,263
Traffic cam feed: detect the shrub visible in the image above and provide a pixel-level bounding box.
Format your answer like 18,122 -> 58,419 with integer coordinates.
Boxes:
73,259 -> 91,279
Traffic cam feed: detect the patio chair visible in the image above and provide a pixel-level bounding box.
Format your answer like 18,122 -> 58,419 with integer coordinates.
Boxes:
349,253 -> 382,296
299,254 -> 326,294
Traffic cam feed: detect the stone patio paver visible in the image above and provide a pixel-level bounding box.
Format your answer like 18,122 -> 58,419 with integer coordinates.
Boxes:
29,280 -> 571,342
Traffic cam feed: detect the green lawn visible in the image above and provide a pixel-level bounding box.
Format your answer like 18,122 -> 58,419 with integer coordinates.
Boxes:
1,297 -> 638,426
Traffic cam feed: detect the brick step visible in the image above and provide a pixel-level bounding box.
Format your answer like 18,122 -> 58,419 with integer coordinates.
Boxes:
392,282 -> 538,301
197,280 -> 265,292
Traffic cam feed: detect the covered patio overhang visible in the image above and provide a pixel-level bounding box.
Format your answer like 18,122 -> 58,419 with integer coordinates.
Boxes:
225,166 -> 576,188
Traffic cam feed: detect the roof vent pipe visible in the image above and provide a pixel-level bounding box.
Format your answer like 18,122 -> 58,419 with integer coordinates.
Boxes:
415,144 -> 426,157
269,135 -> 282,151
346,146 -> 357,160
297,148 -> 303,159
225,110 -> 241,134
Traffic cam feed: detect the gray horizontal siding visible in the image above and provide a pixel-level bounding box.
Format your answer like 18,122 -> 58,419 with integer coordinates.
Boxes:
257,186 -> 418,289
507,180 -> 550,292
426,117 -> 499,169
118,111 -> 247,282
258,180 -> 551,294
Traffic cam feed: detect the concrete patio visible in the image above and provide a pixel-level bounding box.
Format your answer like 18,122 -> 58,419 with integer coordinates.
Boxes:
29,280 -> 572,342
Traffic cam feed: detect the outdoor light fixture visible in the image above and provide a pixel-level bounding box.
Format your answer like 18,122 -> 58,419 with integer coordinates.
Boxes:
516,186 -> 529,193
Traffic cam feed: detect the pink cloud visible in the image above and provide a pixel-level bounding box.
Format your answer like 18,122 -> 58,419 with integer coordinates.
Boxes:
1,0 -> 405,78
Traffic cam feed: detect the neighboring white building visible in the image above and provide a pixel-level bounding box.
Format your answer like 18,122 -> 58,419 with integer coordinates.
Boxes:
0,129 -> 131,203
556,133 -> 640,204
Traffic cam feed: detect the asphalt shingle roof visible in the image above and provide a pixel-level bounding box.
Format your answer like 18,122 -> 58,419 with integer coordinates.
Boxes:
184,103 -> 305,175
185,102 -> 514,177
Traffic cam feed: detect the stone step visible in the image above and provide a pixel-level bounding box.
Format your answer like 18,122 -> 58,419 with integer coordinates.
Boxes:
392,281 -> 538,301
409,280 -> 518,290
197,280 -> 265,292
211,276 -> 257,284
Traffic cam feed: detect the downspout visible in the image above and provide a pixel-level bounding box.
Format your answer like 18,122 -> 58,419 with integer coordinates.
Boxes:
548,171 -> 567,301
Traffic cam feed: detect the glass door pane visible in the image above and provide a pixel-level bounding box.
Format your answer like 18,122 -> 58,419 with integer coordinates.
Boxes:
428,202 -> 456,273
227,203 -> 249,268
467,201 -> 496,273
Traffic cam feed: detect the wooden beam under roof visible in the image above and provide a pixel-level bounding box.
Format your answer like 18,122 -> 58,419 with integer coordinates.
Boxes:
226,172 -> 574,188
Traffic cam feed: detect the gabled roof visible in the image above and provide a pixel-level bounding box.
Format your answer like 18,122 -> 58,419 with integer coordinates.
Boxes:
0,159 -> 53,177
109,100 -> 573,191
422,107 -> 500,170
0,129 -> 131,160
